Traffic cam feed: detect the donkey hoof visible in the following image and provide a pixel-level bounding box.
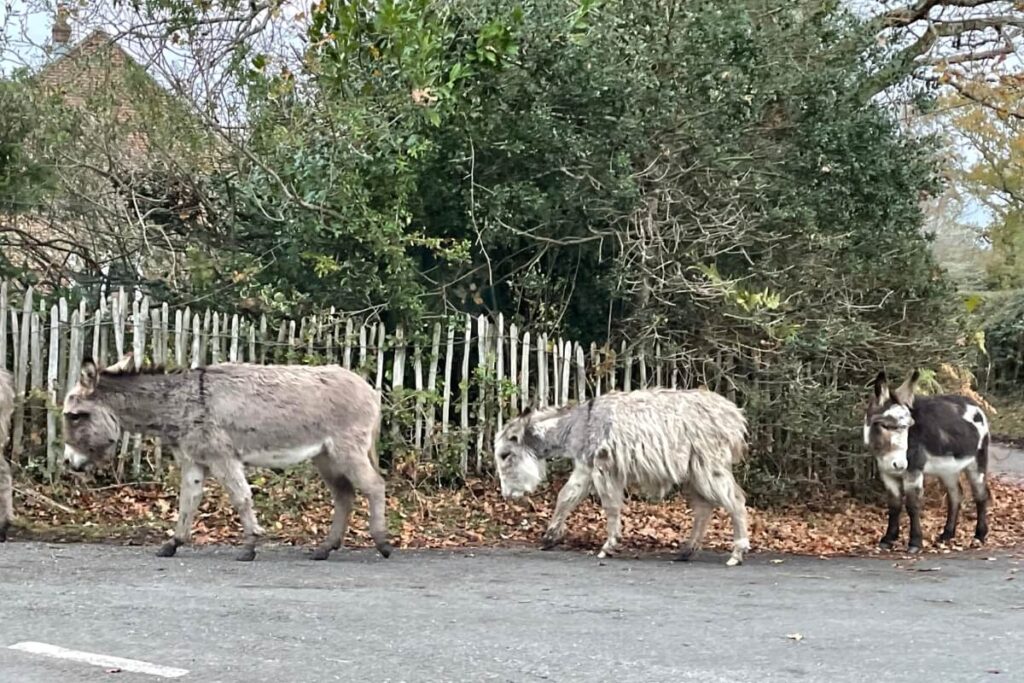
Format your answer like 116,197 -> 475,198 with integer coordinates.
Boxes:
236,547 -> 257,562
540,533 -> 561,550
156,541 -> 179,558
0,521 -> 9,543
674,548 -> 695,562
971,536 -> 986,548
725,556 -> 742,567
376,542 -> 394,559
311,547 -> 332,561
878,539 -> 895,551
907,545 -> 922,555
935,532 -> 954,544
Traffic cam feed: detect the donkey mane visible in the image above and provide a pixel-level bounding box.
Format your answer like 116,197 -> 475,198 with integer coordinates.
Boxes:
519,402 -> 577,422
86,358 -> 190,378
520,388 -> 703,423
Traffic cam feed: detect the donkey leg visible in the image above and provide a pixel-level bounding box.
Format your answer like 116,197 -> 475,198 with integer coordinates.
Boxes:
966,461 -> 989,546
541,462 -> 593,550
345,456 -> 393,559
591,464 -> 625,560
675,491 -> 713,562
209,458 -> 264,562
903,471 -> 925,553
722,483 -> 750,567
157,459 -> 208,558
0,455 -> 13,543
312,453 -> 356,561
690,460 -> 750,566
935,471 -> 962,544
878,472 -> 903,550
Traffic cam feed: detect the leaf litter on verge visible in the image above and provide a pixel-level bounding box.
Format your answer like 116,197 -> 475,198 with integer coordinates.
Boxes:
13,473 -> 1024,558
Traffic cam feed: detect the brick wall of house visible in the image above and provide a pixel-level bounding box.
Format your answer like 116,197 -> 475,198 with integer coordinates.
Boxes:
34,30 -> 162,165
2,31 -> 179,284
3,28 -> 220,287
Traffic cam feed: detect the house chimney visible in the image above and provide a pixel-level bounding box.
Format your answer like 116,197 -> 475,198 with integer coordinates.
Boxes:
51,5 -> 71,54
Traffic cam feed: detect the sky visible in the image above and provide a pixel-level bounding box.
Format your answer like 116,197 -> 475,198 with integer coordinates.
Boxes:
0,2 -> 48,72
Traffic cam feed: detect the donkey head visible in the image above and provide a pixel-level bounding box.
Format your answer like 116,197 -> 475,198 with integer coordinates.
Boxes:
864,370 -> 918,475
493,407 -> 548,499
62,354 -> 134,471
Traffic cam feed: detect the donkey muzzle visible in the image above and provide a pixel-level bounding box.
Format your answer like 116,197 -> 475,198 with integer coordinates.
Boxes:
877,452 -> 908,475
63,445 -> 90,471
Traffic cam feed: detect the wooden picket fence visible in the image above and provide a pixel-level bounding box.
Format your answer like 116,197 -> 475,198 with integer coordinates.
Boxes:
0,281 -> 725,480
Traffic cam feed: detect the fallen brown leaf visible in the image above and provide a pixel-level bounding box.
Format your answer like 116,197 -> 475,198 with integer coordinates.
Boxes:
13,472 -> 1024,559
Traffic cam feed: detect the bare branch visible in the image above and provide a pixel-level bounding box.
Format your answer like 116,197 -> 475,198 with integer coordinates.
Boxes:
861,1 -> 1024,101
938,72 -> 1024,120
876,0 -> 1014,29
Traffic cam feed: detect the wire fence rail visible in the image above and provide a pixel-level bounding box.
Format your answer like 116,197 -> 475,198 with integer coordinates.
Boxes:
1,281 -> 748,480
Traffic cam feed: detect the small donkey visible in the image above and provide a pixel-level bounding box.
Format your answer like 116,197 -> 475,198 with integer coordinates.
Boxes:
494,388 -> 750,566
864,370 -> 990,553
62,354 -> 393,562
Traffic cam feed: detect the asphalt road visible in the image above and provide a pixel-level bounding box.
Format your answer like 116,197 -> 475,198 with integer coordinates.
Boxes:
2,447 -> 1022,683
992,443 -> 1024,481
2,542 -> 1023,683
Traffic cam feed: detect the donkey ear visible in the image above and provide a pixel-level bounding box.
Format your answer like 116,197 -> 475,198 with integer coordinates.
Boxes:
107,352 -> 135,375
523,394 -> 543,417
871,371 -> 890,403
80,359 -> 99,394
893,369 -> 920,407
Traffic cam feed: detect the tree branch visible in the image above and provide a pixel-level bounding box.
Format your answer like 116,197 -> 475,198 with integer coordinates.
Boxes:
940,74 -> 1024,120
860,10 -> 1024,101
876,0 -> 1012,29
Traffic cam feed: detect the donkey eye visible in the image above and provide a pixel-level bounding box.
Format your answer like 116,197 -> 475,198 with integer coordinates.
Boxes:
508,435 -> 519,443
67,412 -> 88,422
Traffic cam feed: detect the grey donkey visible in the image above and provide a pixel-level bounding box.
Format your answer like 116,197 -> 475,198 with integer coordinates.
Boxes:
62,353 -> 393,562
0,369 -> 13,542
494,388 -> 751,566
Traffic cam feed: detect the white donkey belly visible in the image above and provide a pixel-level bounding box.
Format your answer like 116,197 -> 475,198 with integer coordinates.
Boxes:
241,442 -> 326,468
923,454 -> 975,477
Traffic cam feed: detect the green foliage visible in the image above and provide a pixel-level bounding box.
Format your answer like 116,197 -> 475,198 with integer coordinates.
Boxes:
937,82 -> 1024,291
169,0 -> 486,320
0,77 -> 55,215
987,211 -> 1024,290
0,75 -> 71,281
174,1 -> 952,343
12,0 -> 971,496
972,289 -> 1024,393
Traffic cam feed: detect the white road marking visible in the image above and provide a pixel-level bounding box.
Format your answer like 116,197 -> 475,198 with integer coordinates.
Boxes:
8,641 -> 189,678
